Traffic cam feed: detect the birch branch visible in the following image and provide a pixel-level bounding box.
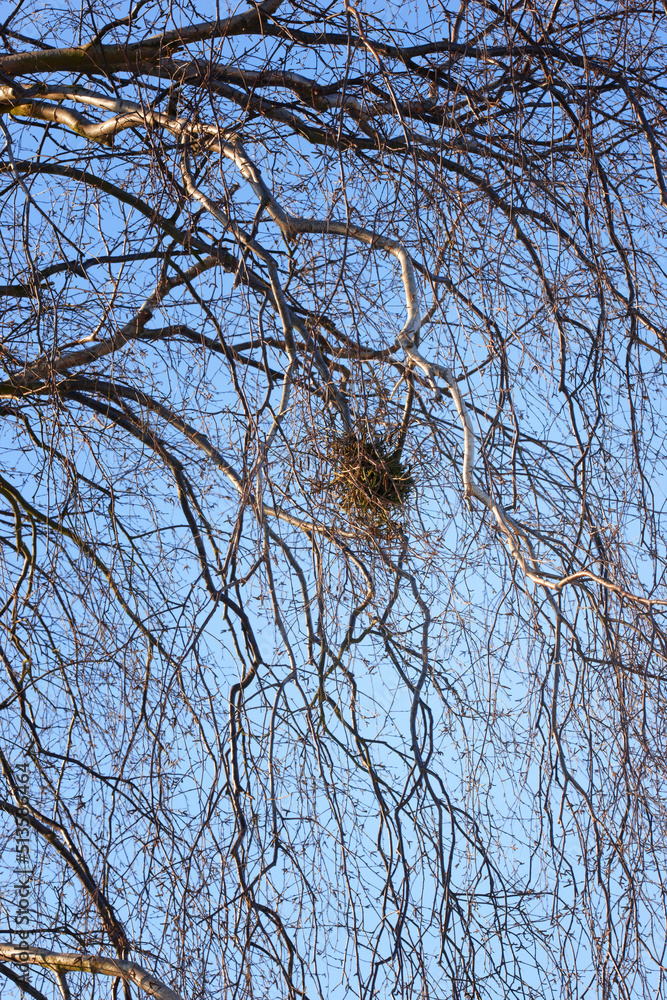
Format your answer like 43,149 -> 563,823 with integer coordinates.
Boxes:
0,946 -> 183,1000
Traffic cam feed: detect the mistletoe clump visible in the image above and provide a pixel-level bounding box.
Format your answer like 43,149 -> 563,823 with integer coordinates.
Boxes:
314,432 -> 415,536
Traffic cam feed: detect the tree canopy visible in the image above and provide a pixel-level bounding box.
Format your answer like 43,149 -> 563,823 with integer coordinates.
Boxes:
1,1 -> 667,998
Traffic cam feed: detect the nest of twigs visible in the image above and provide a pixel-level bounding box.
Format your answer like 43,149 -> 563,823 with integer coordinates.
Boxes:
313,432 -> 414,537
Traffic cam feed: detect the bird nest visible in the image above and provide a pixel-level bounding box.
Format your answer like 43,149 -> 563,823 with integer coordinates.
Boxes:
312,432 -> 414,537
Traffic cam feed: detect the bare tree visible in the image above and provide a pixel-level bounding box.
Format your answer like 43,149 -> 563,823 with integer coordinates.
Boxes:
1,1 -> 667,998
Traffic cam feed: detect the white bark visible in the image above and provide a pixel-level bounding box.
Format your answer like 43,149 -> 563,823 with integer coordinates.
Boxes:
0,945 -> 183,1000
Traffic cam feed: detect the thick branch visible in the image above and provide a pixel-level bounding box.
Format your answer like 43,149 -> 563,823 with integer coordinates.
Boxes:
0,946 -> 182,1000
0,0 -> 283,75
